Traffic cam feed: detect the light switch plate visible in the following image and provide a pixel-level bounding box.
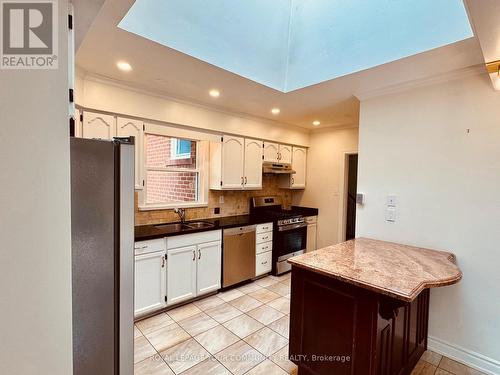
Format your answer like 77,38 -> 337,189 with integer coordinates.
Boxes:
387,195 -> 397,207
219,195 -> 224,204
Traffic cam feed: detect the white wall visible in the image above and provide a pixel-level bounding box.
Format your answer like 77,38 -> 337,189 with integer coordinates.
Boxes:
0,0 -> 73,374
357,73 -> 500,373
294,127 -> 359,248
76,74 -> 310,146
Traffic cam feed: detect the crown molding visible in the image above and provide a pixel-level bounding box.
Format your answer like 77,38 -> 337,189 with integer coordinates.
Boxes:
354,64 -> 486,101
77,69 -> 310,134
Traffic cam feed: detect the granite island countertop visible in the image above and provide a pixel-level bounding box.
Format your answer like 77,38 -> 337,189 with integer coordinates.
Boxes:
288,237 -> 462,302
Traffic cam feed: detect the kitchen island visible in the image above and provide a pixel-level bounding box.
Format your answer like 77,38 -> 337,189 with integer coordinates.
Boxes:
287,238 -> 462,375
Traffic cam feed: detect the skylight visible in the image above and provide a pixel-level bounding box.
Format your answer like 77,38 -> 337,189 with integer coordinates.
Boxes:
118,0 -> 473,92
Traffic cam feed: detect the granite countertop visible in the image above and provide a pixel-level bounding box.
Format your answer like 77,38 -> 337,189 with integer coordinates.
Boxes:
288,237 -> 462,302
135,206 -> 319,241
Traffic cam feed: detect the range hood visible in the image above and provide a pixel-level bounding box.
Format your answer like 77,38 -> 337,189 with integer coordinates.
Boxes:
262,162 -> 296,174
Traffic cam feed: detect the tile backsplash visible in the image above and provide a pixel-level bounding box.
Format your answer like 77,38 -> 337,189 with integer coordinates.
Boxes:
135,174 -> 295,226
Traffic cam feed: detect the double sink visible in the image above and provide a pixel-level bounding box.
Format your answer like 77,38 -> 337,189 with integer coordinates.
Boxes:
154,221 -> 215,231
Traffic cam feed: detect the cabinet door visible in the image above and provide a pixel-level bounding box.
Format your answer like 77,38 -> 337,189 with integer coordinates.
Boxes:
196,241 -> 222,296
167,245 -> 197,306
82,111 -> 116,140
134,252 -> 166,317
221,135 -> 245,189
279,145 -> 292,164
306,223 -> 317,253
74,108 -> 82,137
291,147 -> 307,188
244,139 -> 263,189
263,142 -> 279,163
117,117 -> 143,190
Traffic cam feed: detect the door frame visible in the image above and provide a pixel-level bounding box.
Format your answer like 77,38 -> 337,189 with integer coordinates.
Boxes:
338,151 -> 358,243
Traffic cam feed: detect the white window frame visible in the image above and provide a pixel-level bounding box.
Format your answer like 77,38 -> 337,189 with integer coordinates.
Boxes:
139,132 -> 209,210
170,138 -> 192,160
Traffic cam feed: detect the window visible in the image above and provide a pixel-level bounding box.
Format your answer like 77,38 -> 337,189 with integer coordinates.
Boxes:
170,138 -> 192,160
143,133 -> 206,207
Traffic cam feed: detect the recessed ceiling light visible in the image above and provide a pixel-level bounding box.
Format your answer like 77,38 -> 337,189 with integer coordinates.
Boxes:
209,89 -> 220,98
271,108 -> 281,115
116,61 -> 132,72
313,120 -> 321,126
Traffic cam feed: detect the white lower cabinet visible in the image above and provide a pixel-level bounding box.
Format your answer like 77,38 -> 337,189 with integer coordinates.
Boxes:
305,216 -> 318,253
134,251 -> 166,317
166,230 -> 222,306
255,223 -> 273,276
196,241 -> 222,295
166,245 -> 197,306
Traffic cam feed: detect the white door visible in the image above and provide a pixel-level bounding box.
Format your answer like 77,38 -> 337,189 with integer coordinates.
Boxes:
167,245 -> 197,306
291,147 -> 307,188
221,135 -> 244,189
196,241 -> 222,296
134,252 -> 166,317
117,117 -> 143,190
82,111 -> 116,139
306,223 -> 317,253
279,145 -> 292,164
244,139 -> 263,189
263,142 -> 279,163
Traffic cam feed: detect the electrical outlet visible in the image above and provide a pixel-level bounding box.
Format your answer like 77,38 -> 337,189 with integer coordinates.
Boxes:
385,208 -> 396,223
219,195 -> 224,204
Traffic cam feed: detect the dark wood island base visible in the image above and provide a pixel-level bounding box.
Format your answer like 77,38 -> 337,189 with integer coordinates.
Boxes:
289,266 -> 429,375
287,238 -> 463,375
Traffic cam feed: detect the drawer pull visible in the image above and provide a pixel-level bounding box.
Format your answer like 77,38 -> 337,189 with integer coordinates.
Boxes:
262,261 -> 268,265
134,245 -> 148,250
262,236 -> 269,240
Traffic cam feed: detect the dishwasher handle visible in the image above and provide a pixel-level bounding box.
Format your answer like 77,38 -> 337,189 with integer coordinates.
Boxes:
223,225 -> 257,236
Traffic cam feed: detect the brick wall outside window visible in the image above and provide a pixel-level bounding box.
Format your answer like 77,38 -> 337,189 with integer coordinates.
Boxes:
145,134 -> 198,204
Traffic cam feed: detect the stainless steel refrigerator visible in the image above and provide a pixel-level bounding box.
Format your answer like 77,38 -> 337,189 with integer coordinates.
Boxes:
71,137 -> 134,375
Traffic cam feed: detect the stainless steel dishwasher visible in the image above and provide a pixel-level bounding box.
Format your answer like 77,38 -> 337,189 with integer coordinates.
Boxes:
222,225 -> 256,288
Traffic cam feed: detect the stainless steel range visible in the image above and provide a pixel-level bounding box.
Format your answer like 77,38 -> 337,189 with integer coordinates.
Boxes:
250,196 -> 307,275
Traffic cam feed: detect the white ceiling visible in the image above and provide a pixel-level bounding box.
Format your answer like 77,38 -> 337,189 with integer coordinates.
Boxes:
75,0 -> 486,130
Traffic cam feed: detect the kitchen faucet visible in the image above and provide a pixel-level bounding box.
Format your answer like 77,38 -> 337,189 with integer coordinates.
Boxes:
174,208 -> 186,223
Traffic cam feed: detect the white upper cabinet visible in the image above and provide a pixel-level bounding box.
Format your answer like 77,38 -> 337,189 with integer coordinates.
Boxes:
211,135 -> 262,190
263,142 -> 279,163
263,142 -> 292,164
279,146 -> 307,189
291,147 -> 307,188
82,111 -> 116,140
117,117 -> 143,190
243,139 -> 263,189
196,241 -> 222,296
279,145 -> 292,164
221,135 -> 245,189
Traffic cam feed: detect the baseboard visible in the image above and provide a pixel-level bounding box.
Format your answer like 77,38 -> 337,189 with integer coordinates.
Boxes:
428,336 -> 500,375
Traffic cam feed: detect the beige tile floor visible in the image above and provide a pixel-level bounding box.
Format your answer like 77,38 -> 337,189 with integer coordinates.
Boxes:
134,273 -> 486,375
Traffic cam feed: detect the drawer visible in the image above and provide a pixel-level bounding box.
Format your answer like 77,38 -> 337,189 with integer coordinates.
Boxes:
256,232 -> 272,244
256,241 -> 272,255
167,230 -> 222,249
134,238 -> 166,255
256,222 -> 273,234
256,251 -> 272,276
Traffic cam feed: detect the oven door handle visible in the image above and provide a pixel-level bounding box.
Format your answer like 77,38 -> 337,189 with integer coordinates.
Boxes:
278,222 -> 307,231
